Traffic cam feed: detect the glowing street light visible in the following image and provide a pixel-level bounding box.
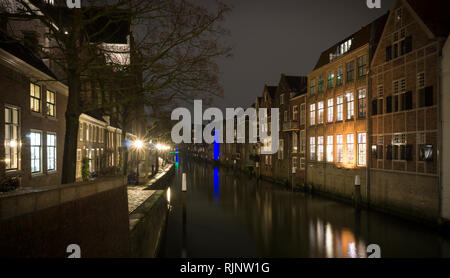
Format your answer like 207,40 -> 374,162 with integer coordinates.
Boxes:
133,139 -> 144,149
155,143 -> 170,151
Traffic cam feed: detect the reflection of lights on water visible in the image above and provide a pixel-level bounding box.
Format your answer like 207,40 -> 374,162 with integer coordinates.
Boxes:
213,168 -> 219,199
325,223 -> 333,258
348,242 -> 357,258
167,187 -> 171,204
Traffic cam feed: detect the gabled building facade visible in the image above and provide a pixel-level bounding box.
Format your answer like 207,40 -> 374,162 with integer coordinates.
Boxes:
369,0 -> 450,221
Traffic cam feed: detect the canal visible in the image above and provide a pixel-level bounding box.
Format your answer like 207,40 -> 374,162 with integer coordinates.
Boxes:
158,157 -> 450,258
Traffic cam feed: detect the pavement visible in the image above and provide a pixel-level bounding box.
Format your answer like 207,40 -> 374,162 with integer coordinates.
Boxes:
127,163 -> 173,214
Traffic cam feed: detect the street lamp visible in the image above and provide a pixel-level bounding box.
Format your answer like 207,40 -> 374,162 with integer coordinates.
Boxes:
133,139 -> 144,185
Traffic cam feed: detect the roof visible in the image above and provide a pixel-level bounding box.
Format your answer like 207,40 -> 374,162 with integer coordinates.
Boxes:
0,31 -> 56,79
313,13 -> 388,70
283,75 -> 307,92
265,85 -> 277,98
406,0 -> 450,38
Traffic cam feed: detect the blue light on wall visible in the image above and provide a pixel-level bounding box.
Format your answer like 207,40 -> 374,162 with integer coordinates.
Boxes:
214,129 -> 220,161
175,147 -> 179,163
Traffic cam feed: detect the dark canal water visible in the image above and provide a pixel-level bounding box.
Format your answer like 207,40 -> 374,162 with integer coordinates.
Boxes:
158,157 -> 450,258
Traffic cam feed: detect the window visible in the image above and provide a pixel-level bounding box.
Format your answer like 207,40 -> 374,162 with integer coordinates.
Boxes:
419,86 -> 434,107
419,145 -> 433,161
293,105 -> 298,121
292,132 -> 298,153
376,136 -> 384,160
327,135 -> 333,163
5,106 -> 20,170
346,61 -> 354,82
357,55 -> 367,78
79,123 -> 83,141
86,124 -> 89,141
347,134 -> 354,164
292,157 -> 298,173
30,83 -> 41,113
396,8 -> 402,22
300,158 -> 306,170
310,78 -> 316,95
30,131 -> 42,173
300,103 -> 306,125
46,90 -> 55,117
386,45 -> 392,61
327,71 -> 334,89
336,66 -> 343,86
280,94 -> 285,105
47,133 -> 57,171
393,79 -> 407,112
300,130 -> 306,153
346,92 -> 354,120
284,110 -> 288,122
392,134 -> 407,161
337,96 -> 343,121
310,103 -> 316,126
401,36 -> 412,55
358,133 -> 367,166
317,136 -> 324,162
318,101 -> 324,124
327,98 -> 334,123
318,75 -> 324,93
336,135 -> 343,163
358,89 -> 367,118
310,137 -> 316,160
278,139 -> 284,160
77,149 -> 82,162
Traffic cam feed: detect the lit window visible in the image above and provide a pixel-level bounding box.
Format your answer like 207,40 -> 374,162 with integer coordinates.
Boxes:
310,104 -> 316,126
79,123 -> 83,141
346,92 -> 354,120
293,105 -> 298,121
5,106 -> 20,170
327,98 -> 334,123
347,134 -> 355,164
327,135 -> 333,163
278,139 -> 284,160
310,137 -> 316,160
337,96 -> 343,121
292,157 -> 298,173
30,131 -> 42,173
336,135 -> 343,163
47,133 -> 57,171
317,136 -> 324,162
358,89 -> 367,118
300,158 -> 305,170
30,83 -> 41,113
318,101 -> 324,124
280,94 -> 284,105
284,110 -> 288,122
358,133 -> 367,166
46,90 -> 56,117
292,132 -> 298,153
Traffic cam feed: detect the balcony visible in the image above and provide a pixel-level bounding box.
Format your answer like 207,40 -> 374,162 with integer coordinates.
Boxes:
283,121 -> 300,131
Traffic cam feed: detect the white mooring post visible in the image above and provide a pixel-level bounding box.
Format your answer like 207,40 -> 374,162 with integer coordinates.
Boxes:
182,173 -> 187,192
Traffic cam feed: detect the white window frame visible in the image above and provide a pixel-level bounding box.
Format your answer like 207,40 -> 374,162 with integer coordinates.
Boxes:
317,136 -> 324,162
327,135 -> 334,163
47,133 -> 57,172
327,98 -> 334,123
358,133 -> 367,166
310,103 -> 316,126
30,130 -> 43,174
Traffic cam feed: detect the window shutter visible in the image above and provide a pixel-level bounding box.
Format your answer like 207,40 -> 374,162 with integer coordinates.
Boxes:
386,96 -> 392,113
406,145 -> 413,161
425,86 -> 433,106
372,100 -> 378,115
405,91 -> 413,110
386,145 -> 393,160
386,46 -> 392,61
405,36 -> 412,53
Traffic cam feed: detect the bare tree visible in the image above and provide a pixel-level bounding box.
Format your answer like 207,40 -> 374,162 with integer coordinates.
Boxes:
1,0 -> 231,183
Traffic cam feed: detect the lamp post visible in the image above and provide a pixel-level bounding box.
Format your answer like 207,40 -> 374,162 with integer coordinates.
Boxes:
133,140 -> 144,185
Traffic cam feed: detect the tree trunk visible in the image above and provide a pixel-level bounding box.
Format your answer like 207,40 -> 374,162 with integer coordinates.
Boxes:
61,74 -> 81,184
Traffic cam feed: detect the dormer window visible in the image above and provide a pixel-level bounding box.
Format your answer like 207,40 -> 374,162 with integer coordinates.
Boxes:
330,39 -> 353,62
395,8 -> 402,22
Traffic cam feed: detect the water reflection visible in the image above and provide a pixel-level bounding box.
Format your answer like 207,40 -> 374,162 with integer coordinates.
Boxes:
159,158 -> 450,258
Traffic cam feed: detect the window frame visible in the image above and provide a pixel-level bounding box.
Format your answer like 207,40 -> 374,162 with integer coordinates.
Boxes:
30,130 -> 43,174
30,82 -> 41,113
46,90 -> 56,117
47,132 -> 57,172
4,105 -> 21,171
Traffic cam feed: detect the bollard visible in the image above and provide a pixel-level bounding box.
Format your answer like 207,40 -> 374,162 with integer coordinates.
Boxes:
182,173 -> 187,192
354,175 -> 361,210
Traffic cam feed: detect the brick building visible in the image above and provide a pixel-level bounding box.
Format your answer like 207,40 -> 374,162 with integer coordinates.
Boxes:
259,85 -> 277,179
1,32 -> 68,188
306,14 -> 388,200
368,0 -> 450,221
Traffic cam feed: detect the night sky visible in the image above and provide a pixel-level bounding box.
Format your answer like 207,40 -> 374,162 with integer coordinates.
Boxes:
200,0 -> 394,110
